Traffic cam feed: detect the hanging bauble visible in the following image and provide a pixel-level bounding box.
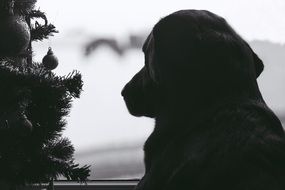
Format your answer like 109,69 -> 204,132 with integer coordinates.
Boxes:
42,47 -> 59,70
0,0 -> 31,56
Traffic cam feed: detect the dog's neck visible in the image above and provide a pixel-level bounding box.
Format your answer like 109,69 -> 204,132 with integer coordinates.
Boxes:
144,91 -> 264,164
143,82 -> 265,171
158,90 -> 262,126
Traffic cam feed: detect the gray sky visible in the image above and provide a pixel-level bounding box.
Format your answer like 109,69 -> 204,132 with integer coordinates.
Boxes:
37,0 -> 285,42
34,0 -> 285,151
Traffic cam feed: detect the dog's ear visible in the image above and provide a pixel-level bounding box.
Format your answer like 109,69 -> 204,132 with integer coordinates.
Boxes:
144,32 -> 160,84
122,33 -> 163,118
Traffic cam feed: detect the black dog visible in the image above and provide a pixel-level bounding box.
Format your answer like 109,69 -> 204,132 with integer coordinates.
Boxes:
122,10 -> 285,190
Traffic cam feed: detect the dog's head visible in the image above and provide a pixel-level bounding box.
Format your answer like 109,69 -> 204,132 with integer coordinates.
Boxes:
121,10 -> 264,118
121,33 -> 160,118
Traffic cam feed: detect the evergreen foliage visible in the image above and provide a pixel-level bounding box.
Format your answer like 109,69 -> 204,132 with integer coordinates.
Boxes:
0,0 -> 90,188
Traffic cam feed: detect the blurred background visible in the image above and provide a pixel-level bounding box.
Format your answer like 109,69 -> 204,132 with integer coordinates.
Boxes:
33,0 -> 285,180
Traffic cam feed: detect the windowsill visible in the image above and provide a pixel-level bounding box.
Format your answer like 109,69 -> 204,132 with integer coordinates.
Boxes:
22,180 -> 139,190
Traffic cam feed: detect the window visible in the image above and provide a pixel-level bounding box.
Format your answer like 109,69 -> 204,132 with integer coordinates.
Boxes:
34,0 -> 285,181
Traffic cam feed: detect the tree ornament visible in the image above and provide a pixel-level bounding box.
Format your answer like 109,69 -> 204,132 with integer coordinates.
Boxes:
42,47 -> 59,70
0,0 -> 31,56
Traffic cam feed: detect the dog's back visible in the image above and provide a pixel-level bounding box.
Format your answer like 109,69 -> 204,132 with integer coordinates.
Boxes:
136,101 -> 285,190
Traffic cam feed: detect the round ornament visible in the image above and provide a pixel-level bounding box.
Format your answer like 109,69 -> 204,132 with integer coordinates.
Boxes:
0,0 -> 31,56
42,47 -> 59,70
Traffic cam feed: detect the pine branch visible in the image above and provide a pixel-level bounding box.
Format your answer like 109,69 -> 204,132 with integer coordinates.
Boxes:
35,157 -> 90,182
43,138 -> 74,161
0,61 -> 88,185
27,10 -> 48,25
31,23 -> 58,41
63,71 -> 83,98
28,10 -> 58,41
63,164 -> 91,182
14,0 -> 37,14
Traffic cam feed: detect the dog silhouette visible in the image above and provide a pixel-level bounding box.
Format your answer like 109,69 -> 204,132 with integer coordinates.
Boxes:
122,10 -> 285,190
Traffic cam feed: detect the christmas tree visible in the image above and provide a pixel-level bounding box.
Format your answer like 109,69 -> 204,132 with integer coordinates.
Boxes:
0,0 -> 90,189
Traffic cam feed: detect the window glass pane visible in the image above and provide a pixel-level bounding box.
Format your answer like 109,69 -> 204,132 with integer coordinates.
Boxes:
34,0 -> 285,180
